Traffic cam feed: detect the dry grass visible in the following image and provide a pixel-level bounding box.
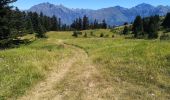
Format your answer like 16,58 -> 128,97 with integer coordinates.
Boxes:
0,30 -> 170,100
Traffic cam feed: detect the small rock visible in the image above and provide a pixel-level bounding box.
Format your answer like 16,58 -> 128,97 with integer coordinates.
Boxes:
151,93 -> 155,96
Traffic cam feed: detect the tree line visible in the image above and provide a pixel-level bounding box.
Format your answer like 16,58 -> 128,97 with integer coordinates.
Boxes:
122,13 -> 170,39
0,0 -> 108,48
0,0 -> 73,48
71,16 -> 107,30
1,0 -> 170,48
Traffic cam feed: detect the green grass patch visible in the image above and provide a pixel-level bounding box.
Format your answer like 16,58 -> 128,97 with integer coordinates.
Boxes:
0,34 -> 73,99
66,33 -> 170,99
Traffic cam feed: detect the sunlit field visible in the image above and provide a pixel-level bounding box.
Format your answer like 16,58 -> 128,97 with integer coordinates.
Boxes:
0,29 -> 170,99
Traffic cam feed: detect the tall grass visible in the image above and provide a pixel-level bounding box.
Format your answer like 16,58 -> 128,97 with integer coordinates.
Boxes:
67,37 -> 170,99
1,30 -> 170,99
0,34 -> 73,99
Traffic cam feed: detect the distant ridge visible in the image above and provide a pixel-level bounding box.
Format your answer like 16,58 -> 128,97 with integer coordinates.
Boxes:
28,2 -> 170,25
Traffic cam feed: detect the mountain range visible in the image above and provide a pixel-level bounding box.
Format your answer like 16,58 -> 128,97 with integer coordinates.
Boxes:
28,2 -> 170,25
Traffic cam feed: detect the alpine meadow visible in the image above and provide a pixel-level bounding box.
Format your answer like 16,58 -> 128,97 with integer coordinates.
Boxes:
0,0 -> 170,100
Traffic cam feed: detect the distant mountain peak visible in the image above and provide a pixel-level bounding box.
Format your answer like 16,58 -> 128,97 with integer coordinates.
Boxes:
34,2 -> 66,8
38,2 -> 54,6
135,3 -> 154,8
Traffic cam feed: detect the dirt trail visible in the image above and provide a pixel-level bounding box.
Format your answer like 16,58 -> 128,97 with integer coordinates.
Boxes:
18,40 -> 115,100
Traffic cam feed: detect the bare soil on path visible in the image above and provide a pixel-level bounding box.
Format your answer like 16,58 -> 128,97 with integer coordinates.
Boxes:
18,41 -> 116,100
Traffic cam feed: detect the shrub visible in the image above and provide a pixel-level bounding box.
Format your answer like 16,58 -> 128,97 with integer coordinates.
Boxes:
84,32 -> 87,38
90,31 -> 95,36
100,33 -> 104,37
160,33 -> 170,40
112,34 -> 115,38
77,31 -> 83,35
72,31 -> 78,37
72,31 -> 82,37
122,26 -> 129,35
104,34 -> 109,38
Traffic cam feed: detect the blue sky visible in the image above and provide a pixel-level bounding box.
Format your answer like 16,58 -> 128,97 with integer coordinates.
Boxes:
12,0 -> 170,10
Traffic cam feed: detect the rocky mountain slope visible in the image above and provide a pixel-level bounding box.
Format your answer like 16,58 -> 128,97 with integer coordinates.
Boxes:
28,3 -> 170,25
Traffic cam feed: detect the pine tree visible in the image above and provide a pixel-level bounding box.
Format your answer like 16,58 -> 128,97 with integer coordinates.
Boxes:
25,17 -> 34,34
123,26 -> 129,35
43,16 -> 51,31
148,16 -> 159,39
75,18 -> 79,30
162,13 -> 170,29
143,17 -> 150,33
102,19 -> 107,29
0,0 -> 17,47
51,15 -> 58,31
36,20 -> 46,38
61,24 -> 67,31
71,18 -> 82,30
132,16 -> 144,38
78,17 -> 82,30
58,18 -> 61,31
31,12 -> 39,33
10,7 -> 26,37
93,19 -> 98,29
39,12 -> 47,32
83,15 -> 89,30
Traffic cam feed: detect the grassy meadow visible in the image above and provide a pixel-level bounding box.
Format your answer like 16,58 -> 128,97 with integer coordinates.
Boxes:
0,29 -> 170,99
0,34 -> 73,99
65,29 -> 170,99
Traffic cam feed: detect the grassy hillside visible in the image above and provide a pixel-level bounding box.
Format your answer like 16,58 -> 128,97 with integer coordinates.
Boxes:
67,38 -> 170,99
0,34 -> 73,99
0,29 -> 170,99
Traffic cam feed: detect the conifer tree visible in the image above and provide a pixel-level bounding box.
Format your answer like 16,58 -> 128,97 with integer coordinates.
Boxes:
162,13 -> 170,29
93,19 -> 98,29
0,0 -> 17,47
10,7 -> 26,36
25,17 -> 34,34
123,26 -> 129,35
78,17 -> 82,30
102,19 -> 107,29
132,16 -> 144,38
148,16 -> 159,39
31,12 -> 39,32
143,17 -> 150,33
36,20 -> 46,38
58,18 -> 61,31
51,15 -> 58,31
83,15 -> 89,30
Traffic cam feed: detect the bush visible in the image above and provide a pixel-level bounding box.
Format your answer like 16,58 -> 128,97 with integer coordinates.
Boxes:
84,32 -> 87,37
112,34 -> 115,38
72,31 -> 78,37
35,33 -> 47,38
0,39 -> 12,48
72,31 -> 82,37
104,34 -> 109,38
90,31 -> 95,36
122,26 -> 129,35
77,31 -> 83,35
164,28 -> 170,33
100,33 -> 104,37
160,33 -> 170,40
148,32 -> 158,39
